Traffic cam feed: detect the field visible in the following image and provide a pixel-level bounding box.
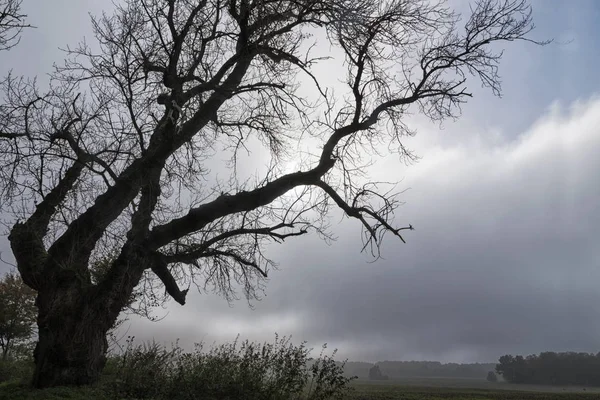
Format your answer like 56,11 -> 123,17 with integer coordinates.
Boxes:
345,378 -> 600,400
3,378 -> 600,400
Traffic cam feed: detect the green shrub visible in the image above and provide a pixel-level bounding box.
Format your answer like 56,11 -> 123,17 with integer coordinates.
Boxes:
0,335 -> 354,399
0,359 -> 33,384
104,334 -> 355,400
306,346 -> 353,400
104,337 -> 180,399
0,342 -> 35,384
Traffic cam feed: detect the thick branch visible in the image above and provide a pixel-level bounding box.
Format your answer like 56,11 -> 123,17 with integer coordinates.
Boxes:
7,161 -> 84,290
27,161 -> 85,235
0,131 -> 27,138
150,258 -> 188,305
128,161 -> 164,241
148,154 -> 335,248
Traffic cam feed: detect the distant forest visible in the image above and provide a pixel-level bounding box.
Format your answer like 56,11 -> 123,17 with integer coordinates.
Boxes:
496,352 -> 600,386
343,361 -> 496,380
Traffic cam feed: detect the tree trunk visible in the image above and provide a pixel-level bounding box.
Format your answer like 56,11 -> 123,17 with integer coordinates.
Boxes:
1,340 -> 9,361
31,285 -> 115,388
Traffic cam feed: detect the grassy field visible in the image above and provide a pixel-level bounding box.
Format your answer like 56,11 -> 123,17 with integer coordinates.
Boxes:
3,379 -> 600,400
345,378 -> 600,400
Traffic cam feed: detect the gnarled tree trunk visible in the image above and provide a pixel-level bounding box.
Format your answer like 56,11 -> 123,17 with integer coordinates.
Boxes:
31,285 -> 116,387
27,247 -> 150,388
9,215 -> 147,388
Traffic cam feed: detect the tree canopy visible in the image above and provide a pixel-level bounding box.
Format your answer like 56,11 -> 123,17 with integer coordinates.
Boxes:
0,270 -> 37,360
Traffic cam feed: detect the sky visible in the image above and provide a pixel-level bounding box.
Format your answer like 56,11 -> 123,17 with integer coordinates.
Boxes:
1,0 -> 600,364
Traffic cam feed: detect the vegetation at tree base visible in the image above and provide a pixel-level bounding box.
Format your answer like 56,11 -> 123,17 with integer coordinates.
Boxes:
0,340 -> 34,384
369,364 -> 390,380
0,0 -> 544,388
344,360 -> 498,380
496,352 -> 600,386
0,271 -> 36,361
0,335 -> 355,399
487,371 -> 498,382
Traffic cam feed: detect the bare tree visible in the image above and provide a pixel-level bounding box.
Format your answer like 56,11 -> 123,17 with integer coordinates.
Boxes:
0,0 -> 543,388
0,0 -> 31,51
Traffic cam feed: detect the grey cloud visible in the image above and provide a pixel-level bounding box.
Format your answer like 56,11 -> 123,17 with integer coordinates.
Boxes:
120,98 -> 600,365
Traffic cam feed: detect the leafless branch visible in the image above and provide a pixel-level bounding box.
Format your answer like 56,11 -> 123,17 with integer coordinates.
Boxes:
1,0 -> 543,313
0,0 -> 32,51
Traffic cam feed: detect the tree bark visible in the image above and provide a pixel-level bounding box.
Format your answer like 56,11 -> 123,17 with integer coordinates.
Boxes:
30,284 -> 116,388
1,339 -> 9,361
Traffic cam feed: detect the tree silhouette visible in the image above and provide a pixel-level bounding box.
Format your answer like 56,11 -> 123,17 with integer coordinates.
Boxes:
369,364 -> 389,380
496,352 -> 600,386
0,0 -> 543,387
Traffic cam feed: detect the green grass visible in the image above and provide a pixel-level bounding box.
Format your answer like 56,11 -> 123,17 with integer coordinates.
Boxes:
0,380 -> 110,400
345,380 -> 600,400
3,378 -> 600,400
4,378 -> 600,400
349,377 -> 600,393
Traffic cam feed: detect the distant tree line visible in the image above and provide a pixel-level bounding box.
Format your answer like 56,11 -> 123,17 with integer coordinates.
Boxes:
496,352 -> 600,386
343,361 -> 496,380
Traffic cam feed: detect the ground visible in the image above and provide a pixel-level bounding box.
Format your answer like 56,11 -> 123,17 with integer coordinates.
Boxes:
3,376 -> 600,399
346,377 -> 600,400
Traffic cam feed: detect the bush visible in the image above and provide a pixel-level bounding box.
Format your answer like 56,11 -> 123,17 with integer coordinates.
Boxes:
0,359 -> 34,384
103,337 -> 179,399
103,334 -> 355,400
0,341 -> 35,384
